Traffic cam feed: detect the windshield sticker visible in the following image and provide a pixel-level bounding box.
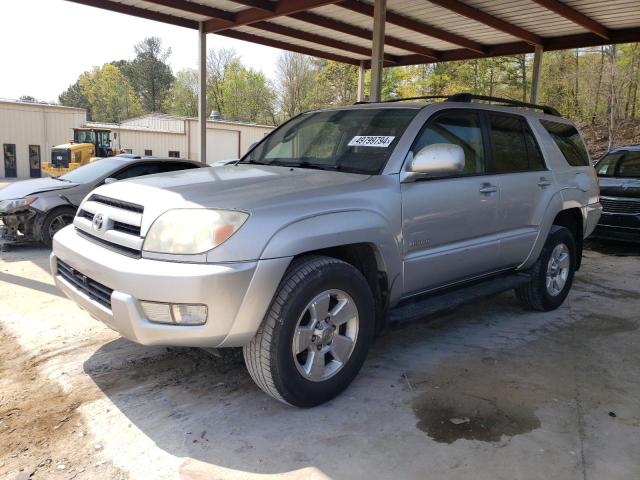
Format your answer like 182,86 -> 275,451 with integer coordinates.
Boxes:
348,136 -> 395,148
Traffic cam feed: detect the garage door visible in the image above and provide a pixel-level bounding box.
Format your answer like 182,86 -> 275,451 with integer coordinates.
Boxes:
206,129 -> 239,164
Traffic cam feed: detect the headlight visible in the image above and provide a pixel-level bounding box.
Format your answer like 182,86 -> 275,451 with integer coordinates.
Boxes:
143,209 -> 249,254
0,197 -> 37,213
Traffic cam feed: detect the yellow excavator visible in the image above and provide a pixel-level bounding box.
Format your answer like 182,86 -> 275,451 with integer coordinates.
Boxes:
43,128 -> 121,177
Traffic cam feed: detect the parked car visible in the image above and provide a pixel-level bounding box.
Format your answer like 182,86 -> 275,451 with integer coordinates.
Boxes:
50,94 -> 601,407
592,145 -> 640,242
0,155 -> 202,247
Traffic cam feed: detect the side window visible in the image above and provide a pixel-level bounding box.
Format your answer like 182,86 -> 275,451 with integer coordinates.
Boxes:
168,151 -> 180,158
540,120 -> 590,166
489,114 -> 528,173
412,111 -> 485,176
113,162 -> 163,180
144,149 -> 152,156
160,161 -> 199,173
524,124 -> 545,170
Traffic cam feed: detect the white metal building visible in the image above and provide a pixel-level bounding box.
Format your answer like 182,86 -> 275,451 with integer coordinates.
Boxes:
0,99 -> 86,178
0,100 -> 274,178
87,113 -> 274,164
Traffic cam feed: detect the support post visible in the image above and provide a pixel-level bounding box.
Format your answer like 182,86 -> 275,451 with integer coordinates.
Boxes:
370,0 -> 386,102
198,22 -> 207,164
530,45 -> 543,105
357,60 -> 366,102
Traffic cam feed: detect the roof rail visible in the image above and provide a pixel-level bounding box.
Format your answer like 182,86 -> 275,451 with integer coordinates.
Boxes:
356,92 -> 561,116
447,93 -> 561,116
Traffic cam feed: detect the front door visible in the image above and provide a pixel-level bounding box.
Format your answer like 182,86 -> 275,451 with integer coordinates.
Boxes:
401,109 -> 501,295
29,145 -> 41,178
3,144 -> 17,177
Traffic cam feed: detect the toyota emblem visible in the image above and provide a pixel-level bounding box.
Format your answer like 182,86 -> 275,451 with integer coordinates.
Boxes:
92,213 -> 104,231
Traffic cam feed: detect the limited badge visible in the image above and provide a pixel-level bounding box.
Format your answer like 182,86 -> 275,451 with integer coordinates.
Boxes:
348,136 -> 395,147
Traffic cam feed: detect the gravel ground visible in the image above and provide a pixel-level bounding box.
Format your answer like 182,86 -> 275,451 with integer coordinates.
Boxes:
0,239 -> 639,480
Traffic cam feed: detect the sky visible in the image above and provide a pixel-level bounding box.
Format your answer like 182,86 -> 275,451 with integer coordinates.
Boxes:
0,0 -> 282,103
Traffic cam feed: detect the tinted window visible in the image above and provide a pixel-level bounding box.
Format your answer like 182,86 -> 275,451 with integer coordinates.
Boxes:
597,151 -> 640,178
489,115 -> 528,173
160,161 -> 199,173
524,126 -> 545,170
113,162 -> 163,180
541,120 -> 589,166
58,157 -> 128,183
413,111 -> 485,176
245,108 -> 418,175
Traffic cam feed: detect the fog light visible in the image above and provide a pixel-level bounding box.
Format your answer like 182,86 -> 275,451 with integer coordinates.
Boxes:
140,301 -> 207,325
171,304 -> 207,325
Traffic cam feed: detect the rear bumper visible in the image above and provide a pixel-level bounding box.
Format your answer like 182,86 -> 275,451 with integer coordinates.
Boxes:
51,225 -> 291,347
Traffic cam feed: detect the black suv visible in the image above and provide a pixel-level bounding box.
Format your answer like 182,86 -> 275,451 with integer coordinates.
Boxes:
593,145 -> 640,241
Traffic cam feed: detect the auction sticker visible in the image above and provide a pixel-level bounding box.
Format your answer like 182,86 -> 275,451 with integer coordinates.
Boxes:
348,135 -> 395,147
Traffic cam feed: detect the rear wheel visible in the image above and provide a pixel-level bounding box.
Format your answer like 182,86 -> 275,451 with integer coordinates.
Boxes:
515,226 -> 576,311
40,207 -> 76,248
243,256 -> 375,407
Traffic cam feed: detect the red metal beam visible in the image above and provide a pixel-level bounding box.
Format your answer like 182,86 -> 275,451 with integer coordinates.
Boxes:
252,21 -> 398,63
229,0 -> 275,12
205,0 -> 341,32
529,0 -> 609,39
338,0 -> 486,54
426,0 -> 542,46
365,27 -> 640,68
65,0 -> 199,28
289,11 -> 439,60
215,28 -> 360,64
143,0 -> 234,22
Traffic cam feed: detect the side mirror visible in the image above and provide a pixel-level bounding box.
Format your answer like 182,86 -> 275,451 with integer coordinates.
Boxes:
405,143 -> 465,181
104,177 -> 118,184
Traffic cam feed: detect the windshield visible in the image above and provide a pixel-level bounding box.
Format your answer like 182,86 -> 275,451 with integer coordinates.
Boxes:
74,130 -> 96,144
59,157 -> 128,183
242,108 -> 418,174
596,151 -> 640,178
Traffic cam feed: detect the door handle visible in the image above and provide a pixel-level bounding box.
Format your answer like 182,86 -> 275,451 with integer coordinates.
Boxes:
538,177 -> 552,188
479,184 -> 498,194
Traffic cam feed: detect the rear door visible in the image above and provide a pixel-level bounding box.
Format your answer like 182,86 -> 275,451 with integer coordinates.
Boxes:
401,109 -> 502,295
485,113 -> 554,266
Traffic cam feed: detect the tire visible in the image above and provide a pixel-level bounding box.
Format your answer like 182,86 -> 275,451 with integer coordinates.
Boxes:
243,255 -> 375,407
40,207 -> 76,248
515,226 -> 576,311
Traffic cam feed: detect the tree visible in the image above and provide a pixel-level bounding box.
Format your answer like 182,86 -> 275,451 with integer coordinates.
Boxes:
79,64 -> 143,122
19,95 -> 37,103
164,69 -> 199,117
59,80 -> 92,118
275,52 -> 321,118
128,37 -> 174,113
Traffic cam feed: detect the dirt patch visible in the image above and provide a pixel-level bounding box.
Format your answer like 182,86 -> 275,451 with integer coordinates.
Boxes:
0,326 -> 126,479
412,392 -> 541,444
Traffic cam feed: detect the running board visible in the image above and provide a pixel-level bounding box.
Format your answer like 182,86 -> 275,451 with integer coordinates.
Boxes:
388,273 -> 531,324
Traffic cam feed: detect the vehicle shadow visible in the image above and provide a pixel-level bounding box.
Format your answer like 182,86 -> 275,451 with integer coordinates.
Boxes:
584,238 -> 640,256
81,291 -> 587,478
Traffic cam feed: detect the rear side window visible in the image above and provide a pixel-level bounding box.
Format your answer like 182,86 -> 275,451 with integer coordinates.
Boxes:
540,120 -> 589,166
413,110 -> 485,176
489,114 -> 545,173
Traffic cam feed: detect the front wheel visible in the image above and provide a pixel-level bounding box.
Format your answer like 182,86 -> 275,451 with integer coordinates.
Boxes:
40,207 -> 76,248
515,226 -> 576,311
243,256 -> 375,407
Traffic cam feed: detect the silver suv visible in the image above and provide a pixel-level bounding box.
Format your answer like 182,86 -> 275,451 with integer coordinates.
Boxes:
51,95 -> 602,407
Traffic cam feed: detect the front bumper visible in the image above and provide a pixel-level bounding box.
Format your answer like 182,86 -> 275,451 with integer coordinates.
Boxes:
51,225 -> 291,347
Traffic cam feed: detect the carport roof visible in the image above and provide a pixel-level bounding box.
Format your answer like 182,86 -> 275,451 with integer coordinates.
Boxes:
67,0 -> 640,66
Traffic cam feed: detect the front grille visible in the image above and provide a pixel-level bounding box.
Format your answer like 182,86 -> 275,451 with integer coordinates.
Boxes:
113,221 -> 141,236
57,259 -> 113,309
78,209 -> 93,221
51,149 -> 70,168
600,197 -> 640,215
88,194 -> 144,214
77,229 -> 141,258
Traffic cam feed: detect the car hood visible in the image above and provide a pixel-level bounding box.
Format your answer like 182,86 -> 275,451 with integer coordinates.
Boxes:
599,177 -> 640,197
0,178 -> 76,200
89,164 -> 371,215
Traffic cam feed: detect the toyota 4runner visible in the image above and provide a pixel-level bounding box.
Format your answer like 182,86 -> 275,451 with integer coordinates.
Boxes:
51,94 -> 601,407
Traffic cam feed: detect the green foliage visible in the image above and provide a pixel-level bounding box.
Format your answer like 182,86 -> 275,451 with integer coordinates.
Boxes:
127,37 -> 174,113
59,80 -> 92,118
164,69 -> 199,117
78,64 -> 143,122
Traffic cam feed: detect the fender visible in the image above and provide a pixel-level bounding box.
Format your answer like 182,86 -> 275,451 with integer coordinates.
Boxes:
260,209 -> 404,302
518,186 -> 586,270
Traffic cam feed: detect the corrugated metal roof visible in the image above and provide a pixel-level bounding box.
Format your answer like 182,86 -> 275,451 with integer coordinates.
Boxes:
66,0 -> 640,66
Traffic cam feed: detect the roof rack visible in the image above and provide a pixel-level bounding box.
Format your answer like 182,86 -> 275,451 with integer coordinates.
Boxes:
356,92 -> 561,117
